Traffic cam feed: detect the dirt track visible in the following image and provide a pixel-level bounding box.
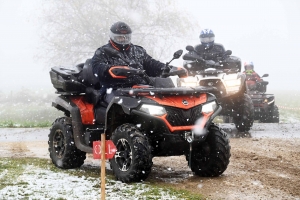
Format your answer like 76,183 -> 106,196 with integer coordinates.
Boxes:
1,127 -> 300,200
151,137 -> 300,200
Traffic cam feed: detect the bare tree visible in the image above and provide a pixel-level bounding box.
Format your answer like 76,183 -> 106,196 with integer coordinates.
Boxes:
38,0 -> 198,66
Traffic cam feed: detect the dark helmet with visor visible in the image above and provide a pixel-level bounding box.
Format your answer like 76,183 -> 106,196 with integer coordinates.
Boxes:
200,29 -> 215,48
109,21 -> 132,45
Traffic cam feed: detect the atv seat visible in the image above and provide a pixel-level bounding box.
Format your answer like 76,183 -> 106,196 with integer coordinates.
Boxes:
81,59 -> 106,107
81,59 -> 100,89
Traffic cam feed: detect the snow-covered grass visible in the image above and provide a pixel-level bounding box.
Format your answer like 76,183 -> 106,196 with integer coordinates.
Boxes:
0,158 -> 203,200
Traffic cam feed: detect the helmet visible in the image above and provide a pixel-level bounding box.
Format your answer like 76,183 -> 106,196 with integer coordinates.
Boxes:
109,21 -> 132,45
244,61 -> 254,71
200,29 -> 215,48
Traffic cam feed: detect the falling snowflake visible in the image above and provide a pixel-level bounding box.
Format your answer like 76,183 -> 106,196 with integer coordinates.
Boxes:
117,99 -> 123,104
107,88 -> 113,94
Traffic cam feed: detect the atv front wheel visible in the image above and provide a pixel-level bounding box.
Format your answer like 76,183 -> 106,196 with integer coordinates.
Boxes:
48,117 -> 86,169
110,123 -> 153,183
261,104 -> 280,123
187,123 -> 231,177
233,93 -> 254,132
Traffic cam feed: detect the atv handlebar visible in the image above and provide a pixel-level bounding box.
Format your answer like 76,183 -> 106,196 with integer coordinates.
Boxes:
183,45 -> 234,70
183,53 -> 222,69
161,49 -> 184,78
104,48 -> 185,85
184,45 -> 232,62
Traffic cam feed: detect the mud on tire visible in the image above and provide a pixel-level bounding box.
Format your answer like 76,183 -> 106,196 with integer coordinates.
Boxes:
233,93 -> 254,132
110,123 -> 153,183
187,124 -> 231,177
48,117 -> 86,169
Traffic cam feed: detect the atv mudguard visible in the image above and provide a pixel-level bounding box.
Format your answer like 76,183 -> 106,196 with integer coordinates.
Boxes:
52,95 -> 93,153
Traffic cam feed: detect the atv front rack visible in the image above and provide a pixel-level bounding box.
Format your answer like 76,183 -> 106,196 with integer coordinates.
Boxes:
119,86 -> 217,96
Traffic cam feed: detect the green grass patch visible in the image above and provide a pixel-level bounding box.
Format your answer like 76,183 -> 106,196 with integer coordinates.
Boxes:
141,184 -> 204,200
0,103 -> 61,128
0,158 -> 30,189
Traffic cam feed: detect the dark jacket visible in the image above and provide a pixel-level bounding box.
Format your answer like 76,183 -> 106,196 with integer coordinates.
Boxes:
91,42 -> 166,89
194,43 -> 225,61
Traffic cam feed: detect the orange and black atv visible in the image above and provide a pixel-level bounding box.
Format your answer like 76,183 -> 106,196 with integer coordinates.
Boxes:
49,49 -> 231,183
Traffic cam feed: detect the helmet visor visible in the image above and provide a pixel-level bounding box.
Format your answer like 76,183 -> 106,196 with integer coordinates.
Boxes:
109,31 -> 131,45
200,36 -> 215,43
245,65 -> 253,70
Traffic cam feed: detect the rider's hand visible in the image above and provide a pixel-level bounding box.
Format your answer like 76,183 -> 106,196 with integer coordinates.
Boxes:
128,63 -> 143,69
129,63 -> 140,69
161,66 -> 171,78
161,71 -> 169,78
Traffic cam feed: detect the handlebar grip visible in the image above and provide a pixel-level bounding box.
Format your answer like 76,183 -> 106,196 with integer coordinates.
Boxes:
109,66 -> 129,78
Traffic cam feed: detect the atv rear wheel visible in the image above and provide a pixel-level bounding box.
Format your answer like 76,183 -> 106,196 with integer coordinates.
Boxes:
187,124 -> 231,177
48,117 -> 86,169
110,123 -> 153,183
233,93 -> 254,132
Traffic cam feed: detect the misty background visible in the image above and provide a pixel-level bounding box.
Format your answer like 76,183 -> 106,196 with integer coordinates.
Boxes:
1,0 -> 300,94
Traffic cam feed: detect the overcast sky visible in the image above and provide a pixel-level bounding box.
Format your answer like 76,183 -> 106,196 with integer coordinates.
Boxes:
0,0 -> 47,93
177,0 -> 300,92
1,0 -> 300,93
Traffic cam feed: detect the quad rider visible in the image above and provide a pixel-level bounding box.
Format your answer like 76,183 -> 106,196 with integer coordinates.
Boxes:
243,61 -> 262,91
91,21 -> 171,104
182,30 -> 255,131
48,23 -> 231,183
185,28 -> 231,75
194,29 -> 226,62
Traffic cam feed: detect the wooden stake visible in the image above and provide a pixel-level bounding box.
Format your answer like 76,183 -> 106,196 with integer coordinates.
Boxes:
101,133 -> 106,200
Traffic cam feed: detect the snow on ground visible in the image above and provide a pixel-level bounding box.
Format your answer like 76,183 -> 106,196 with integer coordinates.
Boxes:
0,164 -> 182,200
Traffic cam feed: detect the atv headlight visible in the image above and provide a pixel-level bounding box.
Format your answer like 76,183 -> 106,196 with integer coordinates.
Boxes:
139,104 -> 166,116
202,101 -> 217,114
264,97 -> 275,105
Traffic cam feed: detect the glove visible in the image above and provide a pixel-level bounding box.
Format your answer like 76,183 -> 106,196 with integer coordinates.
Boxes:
129,63 -> 142,69
161,66 -> 171,78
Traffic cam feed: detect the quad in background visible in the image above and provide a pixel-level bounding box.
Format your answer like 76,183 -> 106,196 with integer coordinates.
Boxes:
246,74 -> 279,123
181,46 -> 254,132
